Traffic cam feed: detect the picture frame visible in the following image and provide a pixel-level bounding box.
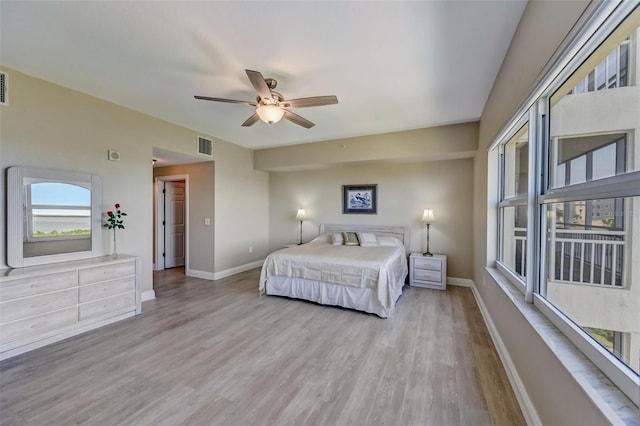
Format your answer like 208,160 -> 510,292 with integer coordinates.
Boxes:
342,184 -> 377,214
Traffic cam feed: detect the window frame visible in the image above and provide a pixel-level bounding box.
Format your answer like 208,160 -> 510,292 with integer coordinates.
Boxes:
492,0 -> 640,405
496,118 -> 531,291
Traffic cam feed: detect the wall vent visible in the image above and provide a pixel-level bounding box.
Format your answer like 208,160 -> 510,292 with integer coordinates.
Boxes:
197,136 -> 213,157
0,72 -> 8,106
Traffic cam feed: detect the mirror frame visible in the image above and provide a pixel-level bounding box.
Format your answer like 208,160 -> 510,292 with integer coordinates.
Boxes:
7,166 -> 103,268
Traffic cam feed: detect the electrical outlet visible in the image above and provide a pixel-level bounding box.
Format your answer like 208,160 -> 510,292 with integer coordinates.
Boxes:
249,246 -> 253,253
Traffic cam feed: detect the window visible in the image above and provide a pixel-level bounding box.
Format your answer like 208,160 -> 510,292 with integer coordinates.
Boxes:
498,123 -> 529,283
568,37 -> 630,94
494,2 -> 640,405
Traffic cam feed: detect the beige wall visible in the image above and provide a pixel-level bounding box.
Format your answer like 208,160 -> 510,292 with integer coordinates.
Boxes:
213,144 -> 270,272
254,122 -> 478,171
0,68 -> 270,294
269,158 -> 474,279
154,162 -> 215,274
473,1 -> 613,424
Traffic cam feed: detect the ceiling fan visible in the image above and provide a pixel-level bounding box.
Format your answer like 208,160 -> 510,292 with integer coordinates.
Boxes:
194,69 -> 338,129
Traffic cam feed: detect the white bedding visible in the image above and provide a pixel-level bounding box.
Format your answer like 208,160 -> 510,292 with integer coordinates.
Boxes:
259,234 -> 408,317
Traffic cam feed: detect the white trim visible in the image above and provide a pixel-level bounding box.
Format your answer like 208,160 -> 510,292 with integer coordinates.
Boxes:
212,260 -> 264,280
446,277 -> 473,287
470,280 -> 542,426
533,294 -> 640,406
495,261 -> 526,293
141,290 -> 156,302
154,174 -> 189,271
186,268 -> 216,281
540,170 -> 640,203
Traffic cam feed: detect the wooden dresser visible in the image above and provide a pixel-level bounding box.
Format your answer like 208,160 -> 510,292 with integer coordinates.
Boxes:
0,255 -> 141,360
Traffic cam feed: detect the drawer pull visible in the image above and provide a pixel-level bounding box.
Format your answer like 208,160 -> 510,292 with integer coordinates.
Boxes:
30,301 -> 51,309
30,282 -> 50,289
30,321 -> 47,330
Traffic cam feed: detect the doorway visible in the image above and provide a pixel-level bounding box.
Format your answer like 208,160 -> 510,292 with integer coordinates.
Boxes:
155,175 -> 188,271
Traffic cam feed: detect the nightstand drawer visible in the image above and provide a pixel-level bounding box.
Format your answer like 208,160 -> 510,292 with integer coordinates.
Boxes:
412,257 -> 442,271
413,268 -> 441,282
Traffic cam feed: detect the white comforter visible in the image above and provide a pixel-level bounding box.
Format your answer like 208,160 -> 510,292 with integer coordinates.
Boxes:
259,235 -> 408,310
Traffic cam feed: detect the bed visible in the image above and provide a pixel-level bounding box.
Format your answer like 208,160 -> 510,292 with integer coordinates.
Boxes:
259,224 -> 409,317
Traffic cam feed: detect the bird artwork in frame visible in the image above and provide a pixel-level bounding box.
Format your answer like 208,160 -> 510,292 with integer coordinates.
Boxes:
342,184 -> 377,214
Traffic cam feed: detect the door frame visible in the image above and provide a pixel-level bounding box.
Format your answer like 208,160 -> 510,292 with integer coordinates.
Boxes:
154,174 -> 189,271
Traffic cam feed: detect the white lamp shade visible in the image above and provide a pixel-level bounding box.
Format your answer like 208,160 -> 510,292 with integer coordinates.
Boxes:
422,209 -> 435,224
296,208 -> 307,220
256,105 -> 285,124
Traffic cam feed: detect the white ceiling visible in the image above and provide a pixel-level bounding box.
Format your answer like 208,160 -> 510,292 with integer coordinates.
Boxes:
1,1 -> 527,150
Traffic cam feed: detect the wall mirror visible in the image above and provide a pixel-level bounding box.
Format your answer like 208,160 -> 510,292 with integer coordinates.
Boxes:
7,166 -> 103,268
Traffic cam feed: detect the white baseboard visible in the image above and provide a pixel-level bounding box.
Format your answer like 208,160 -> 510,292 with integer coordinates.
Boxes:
141,290 -> 156,302
447,277 -> 473,287
186,268 -> 216,280
469,282 -> 541,426
213,260 -> 264,280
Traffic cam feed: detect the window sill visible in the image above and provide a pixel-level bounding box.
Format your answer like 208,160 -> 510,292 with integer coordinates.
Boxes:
485,267 -> 639,425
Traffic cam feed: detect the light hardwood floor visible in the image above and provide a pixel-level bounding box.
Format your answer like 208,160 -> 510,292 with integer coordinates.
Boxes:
1,267 -> 525,425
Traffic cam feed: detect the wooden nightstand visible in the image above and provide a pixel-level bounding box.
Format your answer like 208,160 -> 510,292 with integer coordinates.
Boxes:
409,253 -> 447,290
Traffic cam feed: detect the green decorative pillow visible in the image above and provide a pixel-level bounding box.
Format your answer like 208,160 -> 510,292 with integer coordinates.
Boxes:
342,231 -> 359,246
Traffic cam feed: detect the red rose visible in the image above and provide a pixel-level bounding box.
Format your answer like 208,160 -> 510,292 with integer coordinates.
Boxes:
115,203 -> 120,209
107,211 -> 113,217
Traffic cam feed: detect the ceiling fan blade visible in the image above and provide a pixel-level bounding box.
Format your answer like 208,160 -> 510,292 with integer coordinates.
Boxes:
282,95 -> 338,108
194,96 -> 256,106
241,113 -> 261,127
283,110 -> 315,129
245,70 -> 273,102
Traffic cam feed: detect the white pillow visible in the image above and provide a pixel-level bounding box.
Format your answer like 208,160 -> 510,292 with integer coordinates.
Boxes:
330,233 -> 344,245
377,235 -> 403,248
357,232 -> 379,247
310,234 -> 331,244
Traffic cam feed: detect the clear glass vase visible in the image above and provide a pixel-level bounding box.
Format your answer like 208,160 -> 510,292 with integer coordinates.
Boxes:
112,229 -> 118,256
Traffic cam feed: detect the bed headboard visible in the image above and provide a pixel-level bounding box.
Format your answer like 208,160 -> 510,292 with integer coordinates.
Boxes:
319,224 -> 410,252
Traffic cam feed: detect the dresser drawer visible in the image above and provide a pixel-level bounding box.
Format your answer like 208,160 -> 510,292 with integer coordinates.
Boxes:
79,276 -> 135,303
413,268 -> 442,283
0,307 -> 77,345
412,257 -> 442,271
1,289 -> 77,323
78,261 -> 135,285
0,271 -> 76,302
79,292 -> 135,323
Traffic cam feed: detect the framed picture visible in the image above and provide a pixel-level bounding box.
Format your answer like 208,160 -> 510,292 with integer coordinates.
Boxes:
342,184 -> 377,214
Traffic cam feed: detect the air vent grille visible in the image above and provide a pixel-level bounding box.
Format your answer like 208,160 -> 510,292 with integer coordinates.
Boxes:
0,72 -> 7,106
197,136 -> 213,157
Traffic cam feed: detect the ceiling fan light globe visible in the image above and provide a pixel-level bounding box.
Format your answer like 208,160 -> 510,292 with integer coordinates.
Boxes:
256,105 -> 285,124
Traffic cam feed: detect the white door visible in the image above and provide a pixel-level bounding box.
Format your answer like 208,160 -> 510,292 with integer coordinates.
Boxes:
164,181 -> 185,268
